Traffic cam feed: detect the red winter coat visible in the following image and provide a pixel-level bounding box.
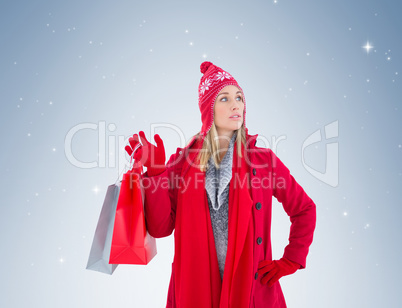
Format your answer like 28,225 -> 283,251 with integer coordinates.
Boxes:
142,133 -> 316,308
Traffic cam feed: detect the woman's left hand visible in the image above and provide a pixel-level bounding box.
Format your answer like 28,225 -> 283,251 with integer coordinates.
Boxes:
257,257 -> 301,287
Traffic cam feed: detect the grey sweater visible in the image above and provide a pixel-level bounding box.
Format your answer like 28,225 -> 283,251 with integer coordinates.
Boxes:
205,133 -> 236,280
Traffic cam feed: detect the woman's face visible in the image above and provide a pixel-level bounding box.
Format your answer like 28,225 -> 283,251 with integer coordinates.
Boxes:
213,85 -> 245,137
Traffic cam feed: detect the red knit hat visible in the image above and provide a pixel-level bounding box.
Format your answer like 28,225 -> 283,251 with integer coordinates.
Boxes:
198,61 -> 248,137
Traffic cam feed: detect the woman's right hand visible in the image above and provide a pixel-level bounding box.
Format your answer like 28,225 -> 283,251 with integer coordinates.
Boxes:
125,131 -> 166,176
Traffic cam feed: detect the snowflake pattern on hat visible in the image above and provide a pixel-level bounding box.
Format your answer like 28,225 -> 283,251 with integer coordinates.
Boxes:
199,78 -> 212,95
215,71 -> 232,81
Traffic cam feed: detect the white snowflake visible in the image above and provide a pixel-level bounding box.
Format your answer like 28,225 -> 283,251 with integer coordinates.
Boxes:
215,71 -> 232,81
199,78 -> 212,95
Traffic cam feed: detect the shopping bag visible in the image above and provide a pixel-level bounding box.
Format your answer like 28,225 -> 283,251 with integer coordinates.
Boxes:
109,170 -> 157,264
86,183 -> 120,275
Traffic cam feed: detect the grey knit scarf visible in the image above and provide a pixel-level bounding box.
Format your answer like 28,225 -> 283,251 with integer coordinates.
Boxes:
205,133 -> 236,279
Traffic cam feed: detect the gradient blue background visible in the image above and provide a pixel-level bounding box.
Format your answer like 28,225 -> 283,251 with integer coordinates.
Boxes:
1,0 -> 401,307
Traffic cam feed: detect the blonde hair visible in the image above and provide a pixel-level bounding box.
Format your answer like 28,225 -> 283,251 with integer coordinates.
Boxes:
188,122 -> 247,172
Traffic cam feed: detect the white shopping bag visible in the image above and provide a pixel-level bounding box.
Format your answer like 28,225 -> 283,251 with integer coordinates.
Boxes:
86,183 -> 121,274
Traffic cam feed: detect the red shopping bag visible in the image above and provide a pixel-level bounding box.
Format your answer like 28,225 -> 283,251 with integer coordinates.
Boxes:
109,168 -> 157,265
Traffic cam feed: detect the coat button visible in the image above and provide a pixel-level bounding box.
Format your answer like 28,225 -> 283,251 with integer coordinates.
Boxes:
257,237 -> 262,245
253,168 -> 256,176
255,202 -> 262,210
179,150 -> 182,154
255,272 -> 258,280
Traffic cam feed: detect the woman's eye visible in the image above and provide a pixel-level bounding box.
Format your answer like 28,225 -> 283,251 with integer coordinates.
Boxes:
221,96 -> 243,102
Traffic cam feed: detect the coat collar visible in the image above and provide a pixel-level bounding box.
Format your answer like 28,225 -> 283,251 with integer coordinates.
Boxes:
247,132 -> 258,149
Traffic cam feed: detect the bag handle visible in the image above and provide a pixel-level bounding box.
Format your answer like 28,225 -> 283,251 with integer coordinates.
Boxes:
115,143 -> 143,184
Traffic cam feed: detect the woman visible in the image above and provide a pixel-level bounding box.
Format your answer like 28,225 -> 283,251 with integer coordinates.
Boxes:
125,61 -> 316,308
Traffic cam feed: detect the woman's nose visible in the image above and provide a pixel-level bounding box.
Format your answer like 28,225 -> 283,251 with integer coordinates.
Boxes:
231,100 -> 241,110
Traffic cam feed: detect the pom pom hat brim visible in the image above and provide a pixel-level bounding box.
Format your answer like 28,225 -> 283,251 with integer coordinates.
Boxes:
198,61 -> 248,137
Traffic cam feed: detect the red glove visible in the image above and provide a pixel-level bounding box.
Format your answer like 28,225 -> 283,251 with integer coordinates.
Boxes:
125,131 -> 166,177
257,257 -> 300,287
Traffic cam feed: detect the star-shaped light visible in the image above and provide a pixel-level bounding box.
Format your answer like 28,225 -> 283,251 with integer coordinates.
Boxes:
362,41 -> 374,54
